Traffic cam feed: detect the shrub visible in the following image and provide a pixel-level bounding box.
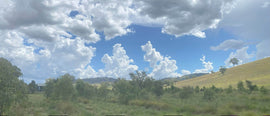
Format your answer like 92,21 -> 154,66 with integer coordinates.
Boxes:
237,81 -> 245,92
260,86 -> 268,94
246,80 -> 258,93
226,85 -> 233,94
195,86 -> 200,93
128,100 -> 169,110
179,86 -> 194,99
203,89 -> 215,101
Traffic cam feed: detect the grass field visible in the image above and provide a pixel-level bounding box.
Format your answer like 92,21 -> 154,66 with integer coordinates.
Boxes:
175,57 -> 270,88
6,90 -> 270,116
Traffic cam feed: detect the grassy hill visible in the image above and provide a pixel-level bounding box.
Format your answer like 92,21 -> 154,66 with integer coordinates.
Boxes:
161,73 -> 207,83
81,77 -> 117,84
175,57 -> 270,88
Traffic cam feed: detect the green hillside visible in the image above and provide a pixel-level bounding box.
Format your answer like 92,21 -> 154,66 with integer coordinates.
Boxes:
175,57 -> 270,88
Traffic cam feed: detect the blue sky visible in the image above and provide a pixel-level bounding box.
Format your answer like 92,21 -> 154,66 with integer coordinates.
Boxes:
90,25 -> 236,72
0,0 -> 269,83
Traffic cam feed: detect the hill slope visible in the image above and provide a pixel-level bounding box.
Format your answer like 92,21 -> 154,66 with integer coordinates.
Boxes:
175,57 -> 270,88
81,77 -> 117,84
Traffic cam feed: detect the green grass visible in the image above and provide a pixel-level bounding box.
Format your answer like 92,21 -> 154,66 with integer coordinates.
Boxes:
6,90 -> 270,116
175,57 -> 270,88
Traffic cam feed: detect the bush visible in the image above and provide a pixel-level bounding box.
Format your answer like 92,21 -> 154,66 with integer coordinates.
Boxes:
246,80 -> 258,93
203,89 -> 215,101
237,81 -> 245,92
260,86 -> 268,94
44,74 -> 76,101
179,86 -> 194,99
128,100 -> 169,110
226,85 -> 233,94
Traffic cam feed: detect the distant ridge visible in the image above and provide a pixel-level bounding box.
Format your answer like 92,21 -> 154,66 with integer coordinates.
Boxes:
175,57 -> 270,88
81,77 -> 117,84
161,73 -> 208,83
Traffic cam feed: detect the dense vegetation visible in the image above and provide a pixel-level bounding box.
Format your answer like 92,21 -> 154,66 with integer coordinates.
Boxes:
1,57 -> 270,115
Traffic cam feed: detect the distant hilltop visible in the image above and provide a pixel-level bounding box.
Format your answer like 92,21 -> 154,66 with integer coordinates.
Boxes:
80,77 -> 117,84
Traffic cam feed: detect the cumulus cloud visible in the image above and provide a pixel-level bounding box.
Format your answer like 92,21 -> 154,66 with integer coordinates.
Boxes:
135,0 -> 235,38
141,41 -> 163,67
80,0 -> 133,40
211,39 -> 245,51
141,41 -> 180,79
194,56 -> 214,73
181,70 -> 191,75
0,0 -> 239,44
224,46 -> 254,67
98,44 -> 138,78
0,30 -> 96,82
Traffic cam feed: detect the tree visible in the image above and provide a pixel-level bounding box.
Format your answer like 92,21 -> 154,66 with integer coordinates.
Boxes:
113,78 -> 134,104
75,79 -> 96,98
0,58 -> 27,114
237,81 -> 245,92
44,73 -> 75,100
44,78 -> 57,98
219,66 -> 227,75
229,58 -> 239,66
54,74 -> 75,100
245,80 -> 258,93
28,80 -> 38,94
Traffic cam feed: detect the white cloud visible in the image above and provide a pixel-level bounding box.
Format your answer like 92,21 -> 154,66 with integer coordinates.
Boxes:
181,70 -> 191,75
224,46 -> 254,67
98,44 -> 138,78
211,39 -> 246,51
221,0 -> 270,60
81,0 -> 133,40
135,0 -> 235,38
194,56 -> 214,73
0,30 -> 97,82
141,41 -> 180,79
256,40 -> 270,59
141,41 -> 163,68
262,2 -> 270,8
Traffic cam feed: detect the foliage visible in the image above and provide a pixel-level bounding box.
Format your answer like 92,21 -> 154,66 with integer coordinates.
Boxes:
4,79 -> 270,116
112,71 -> 164,104
179,86 -> 194,99
219,66 -> 227,75
226,85 -> 233,94
44,73 -> 75,100
237,81 -> 245,92
203,89 -> 215,101
229,58 -> 239,66
28,80 -> 38,94
113,78 -> 135,104
245,80 -> 258,92
260,86 -> 268,94
0,57 -> 28,114
75,79 -> 97,98
97,82 -> 110,99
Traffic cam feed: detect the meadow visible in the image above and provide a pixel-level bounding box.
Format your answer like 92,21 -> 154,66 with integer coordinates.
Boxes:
5,83 -> 270,116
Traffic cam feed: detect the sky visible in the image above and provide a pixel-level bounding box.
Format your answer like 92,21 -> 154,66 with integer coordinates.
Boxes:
0,0 -> 269,83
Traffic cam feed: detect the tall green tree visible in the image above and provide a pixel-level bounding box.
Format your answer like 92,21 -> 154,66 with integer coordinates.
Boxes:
28,80 -> 38,93
44,74 -> 75,100
0,58 -> 27,114
75,79 -> 96,98
54,74 -> 75,100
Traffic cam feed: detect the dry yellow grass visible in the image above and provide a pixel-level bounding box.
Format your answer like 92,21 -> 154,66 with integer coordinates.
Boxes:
175,57 -> 270,88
